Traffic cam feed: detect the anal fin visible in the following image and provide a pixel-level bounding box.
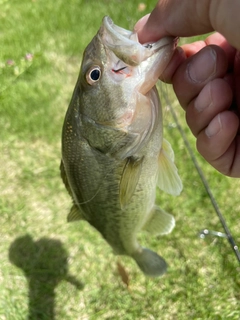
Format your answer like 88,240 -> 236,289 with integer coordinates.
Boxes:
143,206 -> 175,235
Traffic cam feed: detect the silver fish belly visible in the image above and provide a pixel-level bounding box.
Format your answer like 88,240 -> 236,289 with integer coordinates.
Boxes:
61,16 -> 182,277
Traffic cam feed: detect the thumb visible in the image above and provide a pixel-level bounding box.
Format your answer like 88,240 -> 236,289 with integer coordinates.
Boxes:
135,0 -> 240,51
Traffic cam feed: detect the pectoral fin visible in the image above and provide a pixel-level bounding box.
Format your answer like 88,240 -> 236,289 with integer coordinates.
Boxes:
157,139 -> 182,196
143,206 -> 175,235
67,204 -> 84,222
120,156 -> 143,208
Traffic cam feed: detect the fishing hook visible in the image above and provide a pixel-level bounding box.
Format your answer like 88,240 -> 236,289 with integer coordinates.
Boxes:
112,66 -> 127,73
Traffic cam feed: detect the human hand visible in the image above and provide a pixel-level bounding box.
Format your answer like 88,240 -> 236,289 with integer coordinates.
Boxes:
136,0 -> 240,51
135,0 -> 240,177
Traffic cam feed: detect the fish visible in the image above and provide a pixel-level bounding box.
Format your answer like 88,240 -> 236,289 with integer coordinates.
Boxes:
60,16 -> 182,277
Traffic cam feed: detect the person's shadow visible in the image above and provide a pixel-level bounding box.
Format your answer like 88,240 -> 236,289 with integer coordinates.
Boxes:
9,235 -> 84,320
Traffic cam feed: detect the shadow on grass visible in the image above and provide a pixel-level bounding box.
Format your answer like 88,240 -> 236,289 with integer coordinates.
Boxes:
9,235 -> 84,320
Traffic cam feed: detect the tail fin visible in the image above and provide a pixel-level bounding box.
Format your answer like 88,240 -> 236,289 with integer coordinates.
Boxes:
132,248 -> 167,277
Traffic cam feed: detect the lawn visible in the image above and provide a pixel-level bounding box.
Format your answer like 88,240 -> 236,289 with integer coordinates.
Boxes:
0,0 -> 239,319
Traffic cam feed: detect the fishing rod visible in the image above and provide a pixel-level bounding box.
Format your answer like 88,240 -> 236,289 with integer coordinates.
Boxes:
161,88 -> 240,264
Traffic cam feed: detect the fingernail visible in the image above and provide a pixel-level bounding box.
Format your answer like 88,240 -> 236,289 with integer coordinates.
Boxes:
205,114 -> 222,137
187,47 -> 217,83
134,14 -> 149,31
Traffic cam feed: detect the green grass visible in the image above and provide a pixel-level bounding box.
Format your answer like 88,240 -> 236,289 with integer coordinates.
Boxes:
1,0 -> 239,319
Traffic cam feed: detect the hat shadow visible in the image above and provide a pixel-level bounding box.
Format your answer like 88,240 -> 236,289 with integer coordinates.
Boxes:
9,234 -> 84,320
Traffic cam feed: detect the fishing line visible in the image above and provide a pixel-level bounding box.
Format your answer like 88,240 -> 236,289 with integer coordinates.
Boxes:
161,87 -> 240,264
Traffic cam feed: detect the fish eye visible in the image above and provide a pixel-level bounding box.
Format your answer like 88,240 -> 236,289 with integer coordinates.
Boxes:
86,66 -> 101,85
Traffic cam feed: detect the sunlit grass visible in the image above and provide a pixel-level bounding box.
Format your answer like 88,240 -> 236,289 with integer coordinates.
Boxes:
1,0 -> 239,319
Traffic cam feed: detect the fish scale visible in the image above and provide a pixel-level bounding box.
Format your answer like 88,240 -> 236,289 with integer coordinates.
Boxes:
61,16 -> 182,277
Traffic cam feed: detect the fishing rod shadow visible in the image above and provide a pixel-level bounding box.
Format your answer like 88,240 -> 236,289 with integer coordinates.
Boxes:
9,234 -> 84,320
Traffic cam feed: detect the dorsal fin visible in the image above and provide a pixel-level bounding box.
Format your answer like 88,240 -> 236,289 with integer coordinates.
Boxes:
67,204 -> 84,222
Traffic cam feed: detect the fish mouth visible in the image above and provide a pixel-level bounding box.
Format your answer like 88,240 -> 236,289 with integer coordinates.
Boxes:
101,16 -> 178,66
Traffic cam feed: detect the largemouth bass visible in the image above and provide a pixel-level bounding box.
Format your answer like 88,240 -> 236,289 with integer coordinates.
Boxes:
61,16 -> 182,277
